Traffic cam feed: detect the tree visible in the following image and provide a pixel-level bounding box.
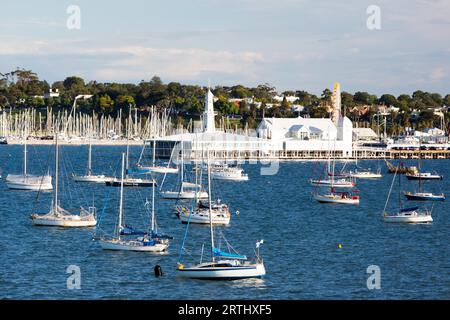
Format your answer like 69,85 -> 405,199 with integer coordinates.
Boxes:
378,94 -> 398,107
354,91 -> 377,105
321,88 -> 332,104
98,94 -> 114,113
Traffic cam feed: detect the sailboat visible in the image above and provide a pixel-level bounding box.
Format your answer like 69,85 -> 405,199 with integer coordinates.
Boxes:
383,167 -> 433,223
160,142 -> 208,200
72,139 -> 113,183
347,151 -> 382,179
176,152 -> 265,280
310,142 -> 356,188
135,137 -> 178,174
6,124 -> 52,191
404,145 -> 445,201
99,153 -> 169,252
106,139 -> 156,187
176,164 -> 231,225
31,133 -> 97,227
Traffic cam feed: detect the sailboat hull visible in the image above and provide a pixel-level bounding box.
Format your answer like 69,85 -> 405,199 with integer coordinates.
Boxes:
160,191 -> 209,200
177,263 -> 265,280
100,239 -> 168,252
313,194 -> 359,204
404,192 -> 445,201
6,175 -> 53,190
31,215 -> 97,227
138,166 -> 178,174
106,179 -> 156,187
72,174 -> 113,183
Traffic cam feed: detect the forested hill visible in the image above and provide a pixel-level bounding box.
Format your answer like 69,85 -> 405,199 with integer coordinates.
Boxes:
1,68 -> 449,132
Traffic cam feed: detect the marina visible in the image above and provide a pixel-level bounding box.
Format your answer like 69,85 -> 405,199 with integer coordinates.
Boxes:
0,143 -> 449,299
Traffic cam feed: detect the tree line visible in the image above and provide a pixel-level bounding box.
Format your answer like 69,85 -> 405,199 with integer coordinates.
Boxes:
1,68 -> 449,134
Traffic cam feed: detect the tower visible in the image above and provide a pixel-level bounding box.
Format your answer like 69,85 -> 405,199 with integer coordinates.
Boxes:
331,82 -> 341,124
203,87 -> 217,132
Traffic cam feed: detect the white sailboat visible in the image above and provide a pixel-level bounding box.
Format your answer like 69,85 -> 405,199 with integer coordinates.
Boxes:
310,142 -> 355,188
72,139 -> 113,183
6,124 -> 52,191
404,146 -> 445,201
347,149 -> 382,179
160,142 -> 208,200
135,138 -> 178,174
106,139 -> 156,187
383,168 -> 433,223
31,134 -> 97,227
100,153 -> 169,252
176,152 -> 265,280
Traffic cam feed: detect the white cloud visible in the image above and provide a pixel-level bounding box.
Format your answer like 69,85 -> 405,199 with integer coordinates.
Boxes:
430,68 -> 445,81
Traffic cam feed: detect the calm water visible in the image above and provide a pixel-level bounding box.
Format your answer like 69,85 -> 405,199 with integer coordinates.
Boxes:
0,144 -> 449,299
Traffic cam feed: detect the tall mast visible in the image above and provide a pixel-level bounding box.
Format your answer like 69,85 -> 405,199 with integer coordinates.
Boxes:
24,119 -> 28,177
54,132 -> 59,213
151,178 -> 155,234
88,138 -> 92,176
207,150 -> 215,262
118,153 -> 125,240
125,130 -> 130,178
152,137 -> 156,166
180,141 -> 184,193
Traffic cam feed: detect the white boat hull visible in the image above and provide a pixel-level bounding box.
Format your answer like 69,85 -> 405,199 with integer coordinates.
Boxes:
349,172 -> 382,179
72,174 -> 113,183
139,166 -> 178,174
177,263 -> 265,280
31,215 -> 97,227
100,239 -> 168,252
160,191 -> 209,200
310,179 -> 355,188
6,175 -> 53,190
313,194 -> 359,204
179,211 -> 231,225
211,173 -> 249,181
383,211 -> 433,223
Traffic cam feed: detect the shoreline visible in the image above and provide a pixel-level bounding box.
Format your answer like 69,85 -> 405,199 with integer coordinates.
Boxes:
2,139 -> 144,146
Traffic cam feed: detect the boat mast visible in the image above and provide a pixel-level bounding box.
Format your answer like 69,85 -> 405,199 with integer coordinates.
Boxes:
207,150 -> 215,262
23,119 -> 28,178
118,153 -> 125,240
152,137 -> 156,166
54,131 -> 59,213
151,177 -> 156,234
180,141 -> 184,193
88,137 -> 92,176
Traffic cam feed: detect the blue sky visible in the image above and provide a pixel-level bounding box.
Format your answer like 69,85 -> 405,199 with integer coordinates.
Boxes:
0,0 -> 449,95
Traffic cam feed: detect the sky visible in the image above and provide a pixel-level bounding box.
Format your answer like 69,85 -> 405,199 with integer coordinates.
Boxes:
0,0 -> 449,96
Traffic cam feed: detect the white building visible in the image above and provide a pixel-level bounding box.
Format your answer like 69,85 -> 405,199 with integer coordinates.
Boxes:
44,89 -> 60,99
353,127 -> 378,141
154,82 -> 355,159
153,88 -> 271,160
256,83 -> 353,157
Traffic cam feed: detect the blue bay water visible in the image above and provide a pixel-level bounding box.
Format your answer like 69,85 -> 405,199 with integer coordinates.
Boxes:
0,144 -> 449,299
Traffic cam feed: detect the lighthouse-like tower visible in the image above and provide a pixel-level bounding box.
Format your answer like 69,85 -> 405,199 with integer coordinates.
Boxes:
203,87 -> 217,132
331,82 -> 341,124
